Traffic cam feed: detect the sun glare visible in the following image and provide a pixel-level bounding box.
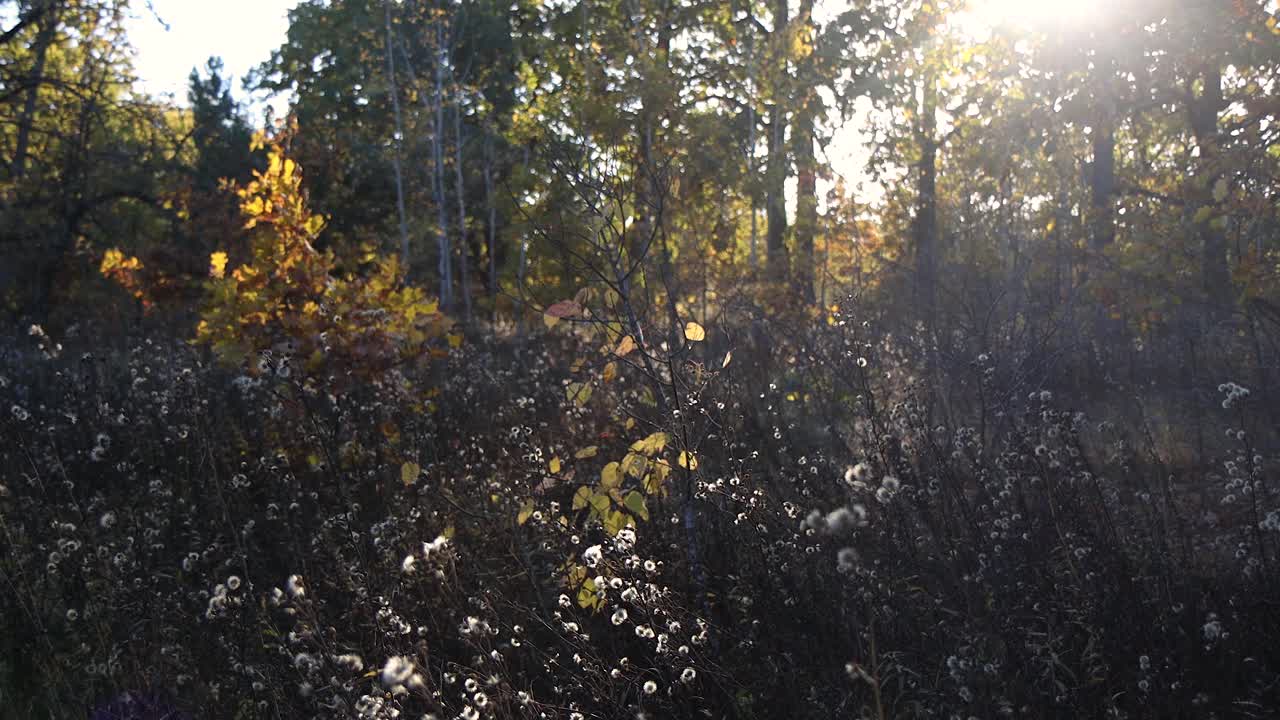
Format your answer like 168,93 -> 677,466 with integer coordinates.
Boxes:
955,0 -> 1107,41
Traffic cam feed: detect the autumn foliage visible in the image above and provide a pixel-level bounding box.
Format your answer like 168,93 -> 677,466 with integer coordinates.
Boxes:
194,132 -> 449,384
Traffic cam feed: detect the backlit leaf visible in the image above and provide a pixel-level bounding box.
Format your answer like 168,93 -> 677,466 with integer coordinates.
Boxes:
678,450 -> 698,470
623,491 -> 649,522
614,335 -> 636,357
400,461 -> 420,486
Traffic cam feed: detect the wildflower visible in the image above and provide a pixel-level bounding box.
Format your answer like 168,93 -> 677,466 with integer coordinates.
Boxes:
286,574 -> 305,598
422,534 -> 449,558
380,655 -> 415,687
881,476 -> 900,493
331,653 -> 364,672
837,547 -> 859,573
1202,615 -> 1223,641
401,555 -> 416,574
824,504 -> 855,532
680,667 -> 696,684
642,680 -> 657,695
583,544 -> 603,568
612,608 -> 628,626
845,463 -> 871,485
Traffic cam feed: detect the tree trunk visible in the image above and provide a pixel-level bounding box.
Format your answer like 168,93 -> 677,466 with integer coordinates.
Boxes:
1189,64 -> 1230,313
391,18 -> 451,305
484,132 -> 498,321
13,0 -> 62,183
433,16 -> 453,308
453,87 -> 472,321
791,0 -> 819,303
914,66 -> 938,324
764,0 -> 789,283
384,0 -> 411,270
746,25 -> 759,271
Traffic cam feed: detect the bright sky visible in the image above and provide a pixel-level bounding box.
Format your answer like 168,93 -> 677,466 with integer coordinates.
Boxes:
125,0 -> 298,118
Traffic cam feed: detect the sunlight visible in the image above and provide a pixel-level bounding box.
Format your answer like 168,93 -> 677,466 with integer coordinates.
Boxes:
954,0 -> 1107,40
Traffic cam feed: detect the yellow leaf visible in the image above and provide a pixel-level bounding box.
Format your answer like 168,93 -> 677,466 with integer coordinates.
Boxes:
209,251 -> 228,279
572,486 -> 592,510
574,446 -> 599,459
517,500 -> 536,525
544,313 -> 560,328
549,457 -> 562,474
630,432 -> 669,456
603,362 -> 618,383
678,451 -> 698,470
684,321 -> 706,342
601,461 -> 623,489
447,333 -> 463,349
400,461 -> 421,486
621,452 -> 648,479
614,335 -> 636,357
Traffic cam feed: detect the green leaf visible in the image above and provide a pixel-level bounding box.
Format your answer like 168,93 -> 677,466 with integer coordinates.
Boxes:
624,491 -> 649,522
589,492 -> 612,514
566,382 -> 593,406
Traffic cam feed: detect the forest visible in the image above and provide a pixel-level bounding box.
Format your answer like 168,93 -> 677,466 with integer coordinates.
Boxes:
2,0 -> 1280,717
